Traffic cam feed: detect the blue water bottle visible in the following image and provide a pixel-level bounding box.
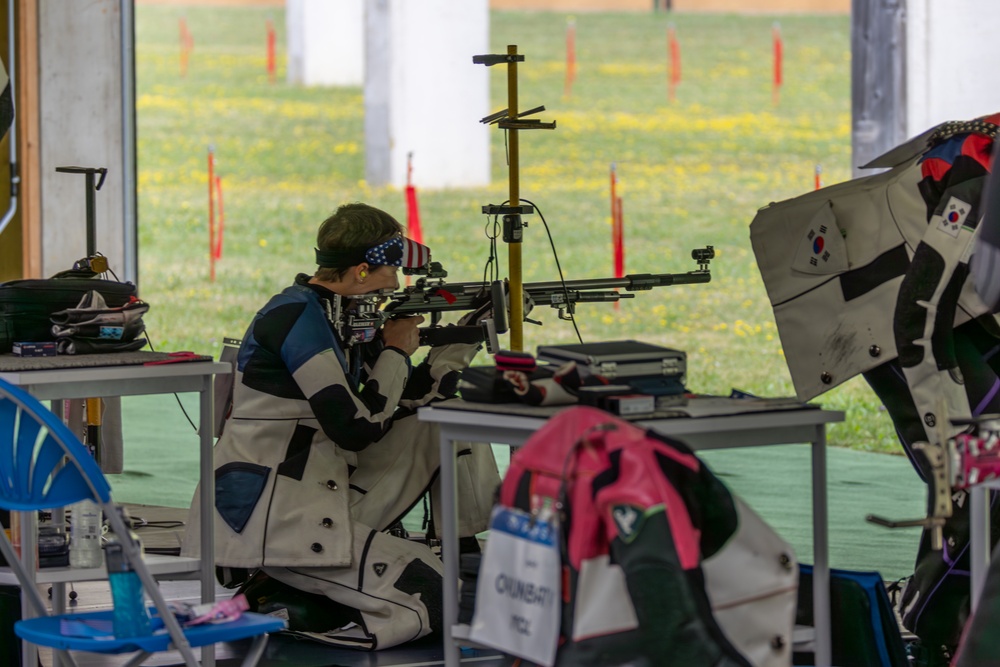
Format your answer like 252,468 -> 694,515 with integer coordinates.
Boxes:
103,513 -> 151,638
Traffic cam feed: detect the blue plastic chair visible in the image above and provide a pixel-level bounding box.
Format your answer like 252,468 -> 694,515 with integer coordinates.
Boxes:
0,377 -> 287,666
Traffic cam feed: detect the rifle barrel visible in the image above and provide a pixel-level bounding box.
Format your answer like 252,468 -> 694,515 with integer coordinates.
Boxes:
524,271 -> 711,293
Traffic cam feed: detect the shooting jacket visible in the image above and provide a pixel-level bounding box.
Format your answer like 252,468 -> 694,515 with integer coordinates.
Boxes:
497,406 -> 796,666
184,274 -> 480,569
750,115 -> 1000,441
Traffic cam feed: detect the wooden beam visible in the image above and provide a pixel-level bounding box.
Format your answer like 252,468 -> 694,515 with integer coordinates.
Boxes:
0,0 -> 16,281
18,0 -> 40,278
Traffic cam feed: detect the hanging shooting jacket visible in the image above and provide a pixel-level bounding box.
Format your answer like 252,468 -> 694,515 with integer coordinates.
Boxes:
750,114 -> 1000,441
183,274 -> 480,569
496,406 -> 797,667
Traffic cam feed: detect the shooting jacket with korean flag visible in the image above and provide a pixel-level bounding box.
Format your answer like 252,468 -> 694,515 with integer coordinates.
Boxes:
751,114 -> 1000,443
183,274 -> 481,569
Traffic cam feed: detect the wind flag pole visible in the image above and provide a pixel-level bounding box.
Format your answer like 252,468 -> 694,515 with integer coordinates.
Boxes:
772,22 -> 783,106
266,18 -> 276,83
208,145 -> 216,282
668,23 -> 681,102
564,17 -> 577,98
214,175 -> 225,261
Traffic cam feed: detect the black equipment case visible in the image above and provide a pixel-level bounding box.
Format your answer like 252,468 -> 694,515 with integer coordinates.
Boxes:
536,340 -> 687,384
0,277 -> 137,353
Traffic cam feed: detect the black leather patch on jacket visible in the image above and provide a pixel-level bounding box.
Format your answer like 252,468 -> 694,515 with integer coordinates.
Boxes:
277,424 -> 317,481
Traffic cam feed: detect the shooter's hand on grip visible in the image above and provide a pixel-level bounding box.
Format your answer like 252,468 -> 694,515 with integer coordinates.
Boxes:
382,315 -> 424,356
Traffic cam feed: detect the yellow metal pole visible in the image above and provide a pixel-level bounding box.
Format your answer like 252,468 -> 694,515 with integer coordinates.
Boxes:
507,44 -> 524,351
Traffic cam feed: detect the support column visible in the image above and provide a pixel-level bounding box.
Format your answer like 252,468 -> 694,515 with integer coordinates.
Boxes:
850,0 -> 906,176
905,0 -> 1000,135
38,0 -> 134,282
287,0 -> 364,87
364,0 -> 490,189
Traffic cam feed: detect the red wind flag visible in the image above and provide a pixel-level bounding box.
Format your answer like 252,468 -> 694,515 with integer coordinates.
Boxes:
814,164 -> 822,190
564,18 -> 577,98
611,163 -> 624,283
772,22 -> 783,106
668,24 -> 681,102
208,146 -> 216,282
180,17 -> 194,77
405,153 -> 423,244
614,196 -> 625,279
266,18 -> 276,83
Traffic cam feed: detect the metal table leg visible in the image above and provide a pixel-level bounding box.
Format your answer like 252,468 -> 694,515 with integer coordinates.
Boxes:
812,425 -> 831,667
440,428 -> 460,667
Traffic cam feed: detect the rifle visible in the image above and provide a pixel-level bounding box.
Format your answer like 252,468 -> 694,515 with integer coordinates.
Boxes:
338,246 -> 715,353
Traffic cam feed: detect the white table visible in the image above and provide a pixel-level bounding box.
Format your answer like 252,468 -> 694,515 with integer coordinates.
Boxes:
420,400 -> 845,667
0,359 -> 229,667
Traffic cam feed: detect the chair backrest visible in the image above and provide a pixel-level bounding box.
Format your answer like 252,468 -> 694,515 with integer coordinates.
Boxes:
0,378 -> 111,512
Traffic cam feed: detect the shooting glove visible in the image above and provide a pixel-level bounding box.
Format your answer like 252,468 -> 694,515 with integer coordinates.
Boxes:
500,358 -> 589,406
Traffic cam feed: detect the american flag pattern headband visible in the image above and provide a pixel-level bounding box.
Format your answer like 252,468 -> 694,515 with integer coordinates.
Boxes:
315,234 -> 431,270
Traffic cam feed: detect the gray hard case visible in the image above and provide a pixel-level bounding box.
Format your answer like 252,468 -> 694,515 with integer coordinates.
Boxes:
536,340 -> 686,382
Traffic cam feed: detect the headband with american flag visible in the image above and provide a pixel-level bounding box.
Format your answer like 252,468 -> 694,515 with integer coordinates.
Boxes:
315,234 -> 431,270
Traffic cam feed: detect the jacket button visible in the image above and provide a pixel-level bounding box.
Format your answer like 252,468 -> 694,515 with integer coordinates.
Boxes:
326,480 -> 338,490
311,542 -> 323,553
321,518 -> 333,528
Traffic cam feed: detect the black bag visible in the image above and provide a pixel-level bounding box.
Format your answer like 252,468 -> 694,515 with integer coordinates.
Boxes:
0,584 -> 21,665
0,278 -> 137,353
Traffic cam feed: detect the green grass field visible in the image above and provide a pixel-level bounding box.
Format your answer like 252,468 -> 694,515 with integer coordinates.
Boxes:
134,5 -> 902,453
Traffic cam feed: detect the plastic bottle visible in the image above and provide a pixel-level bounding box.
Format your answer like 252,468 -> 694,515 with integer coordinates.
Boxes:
69,500 -> 103,568
104,510 -> 151,638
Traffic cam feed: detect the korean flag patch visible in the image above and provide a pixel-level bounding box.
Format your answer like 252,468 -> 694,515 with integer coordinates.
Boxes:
791,201 -> 850,275
935,196 -> 971,239
611,504 -> 646,544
